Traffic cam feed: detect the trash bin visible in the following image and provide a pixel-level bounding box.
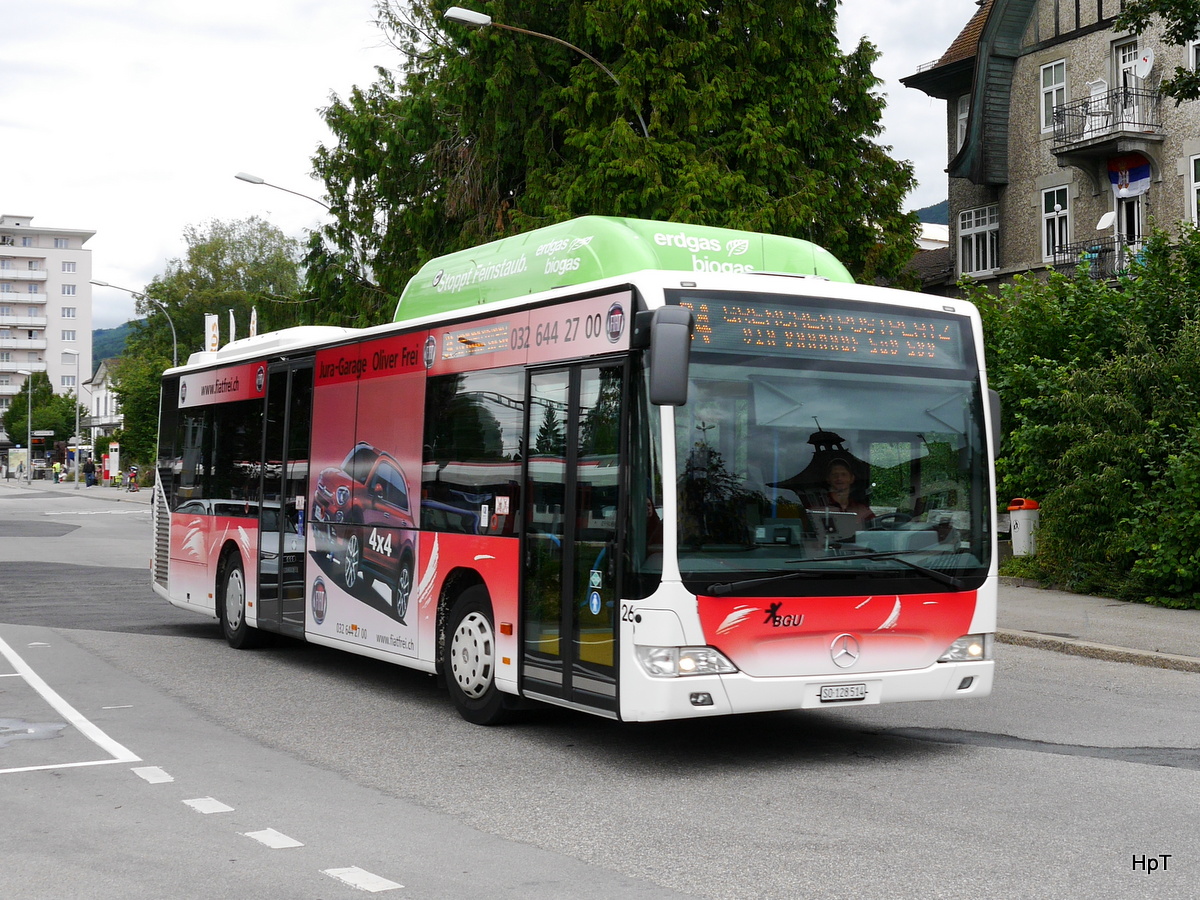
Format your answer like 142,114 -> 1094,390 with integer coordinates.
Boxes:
1008,498 -> 1040,556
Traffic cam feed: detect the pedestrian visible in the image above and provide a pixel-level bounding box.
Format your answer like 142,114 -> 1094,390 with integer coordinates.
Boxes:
52,460 -> 62,483
83,457 -> 96,488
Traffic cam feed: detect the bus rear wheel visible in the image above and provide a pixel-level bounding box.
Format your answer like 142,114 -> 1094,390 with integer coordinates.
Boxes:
219,551 -> 260,649
444,587 -> 513,725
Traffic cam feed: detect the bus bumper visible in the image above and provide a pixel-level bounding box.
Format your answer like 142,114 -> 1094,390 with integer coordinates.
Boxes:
619,659 -> 994,722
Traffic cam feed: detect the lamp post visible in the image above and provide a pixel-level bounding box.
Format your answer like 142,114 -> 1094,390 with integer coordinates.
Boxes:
235,172 -> 331,210
63,349 -> 81,491
91,281 -> 178,368
16,368 -> 32,483
443,6 -> 650,139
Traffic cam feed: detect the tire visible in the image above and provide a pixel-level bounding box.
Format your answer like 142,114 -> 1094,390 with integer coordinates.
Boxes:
219,552 -> 260,649
444,586 -> 514,725
392,552 -> 413,623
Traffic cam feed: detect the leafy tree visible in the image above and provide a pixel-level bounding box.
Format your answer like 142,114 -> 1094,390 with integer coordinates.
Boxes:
966,226 -> 1200,607
2,372 -> 83,452
112,217 -> 306,464
1116,0 -> 1200,103
307,0 -> 919,324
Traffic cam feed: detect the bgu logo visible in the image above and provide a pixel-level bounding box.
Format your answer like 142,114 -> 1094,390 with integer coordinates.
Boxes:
763,602 -> 803,628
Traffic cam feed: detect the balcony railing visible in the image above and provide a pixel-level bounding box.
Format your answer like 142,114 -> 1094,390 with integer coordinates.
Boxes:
0,269 -> 48,281
1052,88 -> 1162,148
1051,236 -> 1144,279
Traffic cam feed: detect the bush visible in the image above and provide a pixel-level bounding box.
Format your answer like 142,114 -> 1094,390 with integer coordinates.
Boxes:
970,226 -> 1200,608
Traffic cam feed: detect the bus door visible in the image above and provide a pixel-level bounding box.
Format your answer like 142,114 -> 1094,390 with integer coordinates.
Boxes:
256,360 -> 314,637
521,362 -> 626,713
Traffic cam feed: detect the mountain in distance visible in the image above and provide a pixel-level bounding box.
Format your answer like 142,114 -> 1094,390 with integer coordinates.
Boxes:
913,199 -> 948,225
92,321 -> 134,363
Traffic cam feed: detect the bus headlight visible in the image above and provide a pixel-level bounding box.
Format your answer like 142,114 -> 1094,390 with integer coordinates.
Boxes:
938,634 -> 993,662
636,646 -> 738,677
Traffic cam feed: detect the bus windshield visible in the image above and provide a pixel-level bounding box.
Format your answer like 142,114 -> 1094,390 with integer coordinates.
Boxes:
668,289 -> 991,595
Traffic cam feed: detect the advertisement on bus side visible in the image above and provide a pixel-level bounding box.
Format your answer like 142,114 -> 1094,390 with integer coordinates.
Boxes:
307,332 -> 428,658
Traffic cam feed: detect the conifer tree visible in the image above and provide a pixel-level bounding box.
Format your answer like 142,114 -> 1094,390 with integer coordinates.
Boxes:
307,0 -> 918,323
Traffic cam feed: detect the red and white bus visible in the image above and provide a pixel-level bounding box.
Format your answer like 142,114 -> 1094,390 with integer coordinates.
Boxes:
152,216 -> 998,724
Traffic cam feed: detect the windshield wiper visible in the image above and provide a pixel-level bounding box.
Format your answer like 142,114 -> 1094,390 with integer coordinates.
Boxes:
707,570 -> 820,596
706,549 -> 967,596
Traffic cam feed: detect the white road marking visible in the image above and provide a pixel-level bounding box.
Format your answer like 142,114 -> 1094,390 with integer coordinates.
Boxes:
41,509 -> 148,516
0,632 -> 141,775
132,766 -> 174,784
322,867 -> 403,892
243,828 -> 304,849
183,797 -> 234,814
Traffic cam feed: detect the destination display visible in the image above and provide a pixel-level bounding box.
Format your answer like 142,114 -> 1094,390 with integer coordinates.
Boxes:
673,293 -> 970,370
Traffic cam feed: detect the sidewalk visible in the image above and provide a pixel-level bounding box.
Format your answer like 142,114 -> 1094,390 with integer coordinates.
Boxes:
998,579 -> 1200,673
0,475 -> 151,504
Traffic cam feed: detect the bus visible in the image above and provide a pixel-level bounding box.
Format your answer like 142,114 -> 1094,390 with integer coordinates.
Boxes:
152,215 -> 998,725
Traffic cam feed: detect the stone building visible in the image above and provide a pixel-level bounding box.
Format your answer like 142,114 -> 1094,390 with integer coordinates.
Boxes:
903,0 -> 1200,289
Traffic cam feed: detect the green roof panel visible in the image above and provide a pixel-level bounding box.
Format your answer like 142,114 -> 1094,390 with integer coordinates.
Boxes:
394,216 -> 853,322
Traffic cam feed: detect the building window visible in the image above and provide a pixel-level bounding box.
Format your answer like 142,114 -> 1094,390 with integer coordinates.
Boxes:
1191,155 -> 1200,226
62,284 -> 76,296
959,205 -> 1000,275
0,352 -> 10,362
1189,39 -> 1200,73
1042,187 -> 1070,260
62,375 -> 77,388
956,95 -> 970,151
62,330 -> 77,341
54,238 -> 69,249
1041,60 -> 1066,132
0,260 -> 9,269
27,260 -> 39,271
20,237 -> 33,247
0,284 -> 12,294
28,283 -> 39,294
62,306 -> 77,319
62,261 -> 76,273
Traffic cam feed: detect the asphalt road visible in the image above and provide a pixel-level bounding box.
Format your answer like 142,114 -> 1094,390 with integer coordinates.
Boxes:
2,484 -> 1197,899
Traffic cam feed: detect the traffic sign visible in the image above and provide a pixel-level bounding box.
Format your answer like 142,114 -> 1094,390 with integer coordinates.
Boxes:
32,430 -> 55,436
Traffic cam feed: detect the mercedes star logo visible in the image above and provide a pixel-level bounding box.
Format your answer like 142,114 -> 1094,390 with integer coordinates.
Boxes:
830,633 -> 861,668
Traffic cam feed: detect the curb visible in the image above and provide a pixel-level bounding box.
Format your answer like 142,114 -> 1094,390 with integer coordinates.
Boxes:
997,628 -> 1200,674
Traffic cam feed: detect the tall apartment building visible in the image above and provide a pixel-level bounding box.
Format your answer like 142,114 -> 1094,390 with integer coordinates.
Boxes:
0,214 -> 95,418
902,0 -> 1200,291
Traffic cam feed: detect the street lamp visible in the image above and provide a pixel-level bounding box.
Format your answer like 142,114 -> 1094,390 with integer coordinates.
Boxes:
91,281 -> 178,368
235,172 -> 331,210
235,171 -> 384,302
63,349 -> 81,491
443,6 -> 650,139
16,368 -> 32,483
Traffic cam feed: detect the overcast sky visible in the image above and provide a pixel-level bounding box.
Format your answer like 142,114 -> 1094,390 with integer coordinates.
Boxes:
2,1 -> 969,330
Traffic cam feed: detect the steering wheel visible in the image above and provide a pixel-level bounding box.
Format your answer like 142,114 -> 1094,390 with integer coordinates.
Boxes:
866,512 -> 912,530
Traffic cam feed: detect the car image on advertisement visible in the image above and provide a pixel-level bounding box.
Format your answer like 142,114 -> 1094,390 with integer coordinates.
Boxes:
311,442 -> 416,622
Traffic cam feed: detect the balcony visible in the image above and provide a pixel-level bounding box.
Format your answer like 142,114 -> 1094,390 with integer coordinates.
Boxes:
1051,236 -> 1144,279
0,269 -> 48,282
0,316 -> 48,328
0,338 -> 48,351
0,361 -> 48,374
1052,88 -> 1163,165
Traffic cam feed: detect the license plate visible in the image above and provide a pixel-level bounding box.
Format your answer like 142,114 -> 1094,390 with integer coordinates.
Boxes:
819,683 -> 868,703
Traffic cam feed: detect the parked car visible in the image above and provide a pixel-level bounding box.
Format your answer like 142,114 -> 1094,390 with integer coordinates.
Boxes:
312,442 -> 416,621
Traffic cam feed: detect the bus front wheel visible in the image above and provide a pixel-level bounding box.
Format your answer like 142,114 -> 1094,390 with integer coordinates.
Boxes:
220,552 -> 260,649
444,587 -> 513,725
